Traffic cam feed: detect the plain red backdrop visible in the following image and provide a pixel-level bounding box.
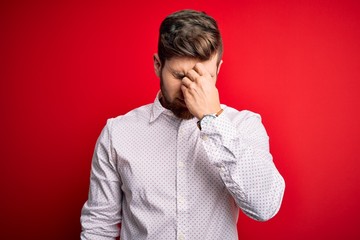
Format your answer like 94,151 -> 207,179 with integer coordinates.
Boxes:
1,0 -> 360,239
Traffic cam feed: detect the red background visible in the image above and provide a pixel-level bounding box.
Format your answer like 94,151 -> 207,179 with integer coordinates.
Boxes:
1,0 -> 360,239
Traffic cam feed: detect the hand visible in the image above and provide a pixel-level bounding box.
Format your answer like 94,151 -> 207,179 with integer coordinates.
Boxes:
181,63 -> 221,120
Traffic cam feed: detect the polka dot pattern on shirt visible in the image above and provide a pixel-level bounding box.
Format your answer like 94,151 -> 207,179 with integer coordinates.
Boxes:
80,96 -> 285,239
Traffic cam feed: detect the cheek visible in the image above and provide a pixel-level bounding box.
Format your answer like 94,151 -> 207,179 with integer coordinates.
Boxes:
169,81 -> 182,93
162,76 -> 182,97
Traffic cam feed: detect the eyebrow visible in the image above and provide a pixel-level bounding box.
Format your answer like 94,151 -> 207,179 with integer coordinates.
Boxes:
169,67 -> 216,78
167,66 -> 185,78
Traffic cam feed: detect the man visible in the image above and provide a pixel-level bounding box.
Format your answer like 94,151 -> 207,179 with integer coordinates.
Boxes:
81,9 -> 285,240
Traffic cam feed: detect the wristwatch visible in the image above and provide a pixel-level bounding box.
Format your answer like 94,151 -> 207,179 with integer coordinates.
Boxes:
197,109 -> 223,130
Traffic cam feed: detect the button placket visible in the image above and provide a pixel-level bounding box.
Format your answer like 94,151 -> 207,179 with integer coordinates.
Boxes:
176,121 -> 190,239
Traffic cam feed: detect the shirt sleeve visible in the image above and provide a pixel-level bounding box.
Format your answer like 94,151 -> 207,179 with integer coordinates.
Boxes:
200,110 -> 285,221
80,119 -> 122,239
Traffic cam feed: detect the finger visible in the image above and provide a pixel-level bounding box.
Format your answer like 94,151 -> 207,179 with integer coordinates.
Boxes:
193,62 -> 211,77
181,84 -> 187,94
183,80 -> 197,92
186,69 -> 200,82
182,77 -> 193,88
181,85 -> 192,99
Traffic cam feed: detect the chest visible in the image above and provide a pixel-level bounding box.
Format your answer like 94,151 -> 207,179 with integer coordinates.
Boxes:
112,119 -> 222,198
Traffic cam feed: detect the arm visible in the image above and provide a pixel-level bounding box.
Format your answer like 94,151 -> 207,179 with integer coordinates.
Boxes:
80,119 -> 122,239
181,62 -> 285,221
200,111 -> 285,221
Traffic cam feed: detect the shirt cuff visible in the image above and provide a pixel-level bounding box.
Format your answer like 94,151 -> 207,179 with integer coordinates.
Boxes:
200,112 -> 238,153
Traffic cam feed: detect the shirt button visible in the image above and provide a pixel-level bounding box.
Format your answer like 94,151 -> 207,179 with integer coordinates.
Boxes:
178,161 -> 185,168
220,166 -> 226,173
178,234 -> 185,240
201,134 -> 208,141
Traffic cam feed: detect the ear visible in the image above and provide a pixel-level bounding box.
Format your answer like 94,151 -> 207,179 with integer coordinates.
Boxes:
217,59 -> 223,75
153,53 -> 162,77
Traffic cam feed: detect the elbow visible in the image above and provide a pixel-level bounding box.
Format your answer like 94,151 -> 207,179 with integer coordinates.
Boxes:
244,176 -> 286,222
259,176 -> 286,221
252,206 -> 280,222
244,205 -> 280,222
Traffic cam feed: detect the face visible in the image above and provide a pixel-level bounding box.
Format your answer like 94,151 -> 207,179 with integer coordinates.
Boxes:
154,54 -> 222,119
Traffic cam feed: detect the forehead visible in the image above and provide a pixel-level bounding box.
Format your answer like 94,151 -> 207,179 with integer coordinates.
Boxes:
164,55 -> 218,74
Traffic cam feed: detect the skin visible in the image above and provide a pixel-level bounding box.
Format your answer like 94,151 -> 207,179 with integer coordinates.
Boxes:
153,53 -> 223,120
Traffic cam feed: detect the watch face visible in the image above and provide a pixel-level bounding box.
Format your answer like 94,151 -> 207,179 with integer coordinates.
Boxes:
205,114 -> 217,119
200,115 -> 216,129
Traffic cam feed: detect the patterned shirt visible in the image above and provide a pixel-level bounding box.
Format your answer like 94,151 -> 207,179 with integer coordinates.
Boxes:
80,93 -> 285,240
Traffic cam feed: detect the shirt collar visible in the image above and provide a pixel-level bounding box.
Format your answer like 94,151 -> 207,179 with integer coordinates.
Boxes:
150,91 -> 174,123
150,91 -> 227,123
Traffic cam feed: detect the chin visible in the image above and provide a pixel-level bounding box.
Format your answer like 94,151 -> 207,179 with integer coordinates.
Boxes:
159,91 -> 194,120
174,109 -> 194,120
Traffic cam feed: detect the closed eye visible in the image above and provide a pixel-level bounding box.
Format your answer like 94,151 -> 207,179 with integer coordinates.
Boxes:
173,73 -> 185,80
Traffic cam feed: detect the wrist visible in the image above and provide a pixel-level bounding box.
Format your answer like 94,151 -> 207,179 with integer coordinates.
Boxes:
197,105 -> 222,119
197,108 -> 223,130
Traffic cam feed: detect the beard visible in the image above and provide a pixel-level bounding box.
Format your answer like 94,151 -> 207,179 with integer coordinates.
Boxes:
160,77 -> 194,120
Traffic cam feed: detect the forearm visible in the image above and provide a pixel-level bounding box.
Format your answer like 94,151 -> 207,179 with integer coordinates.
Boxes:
81,119 -> 122,239
81,174 -> 122,239
201,111 -> 285,221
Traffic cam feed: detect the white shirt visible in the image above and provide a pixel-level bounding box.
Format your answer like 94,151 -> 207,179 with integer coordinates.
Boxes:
80,94 -> 285,240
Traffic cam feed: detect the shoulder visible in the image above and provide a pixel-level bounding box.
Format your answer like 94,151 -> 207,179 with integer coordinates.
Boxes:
221,105 -> 268,137
222,105 -> 262,123
105,103 -> 153,131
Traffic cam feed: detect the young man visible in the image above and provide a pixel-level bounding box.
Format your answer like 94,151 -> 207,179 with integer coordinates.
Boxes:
81,9 -> 285,240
